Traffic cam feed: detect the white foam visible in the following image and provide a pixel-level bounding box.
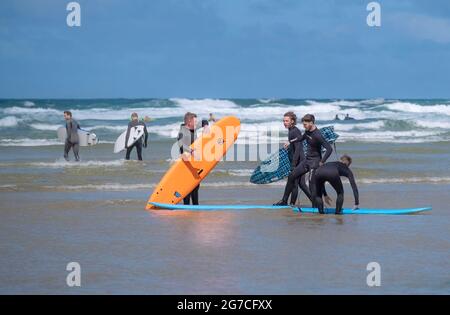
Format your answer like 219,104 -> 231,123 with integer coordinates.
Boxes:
0,116 -> 20,127
414,120 -> 450,129
3,106 -> 62,116
0,138 -> 61,146
46,183 -> 155,191
358,177 -> 450,184
385,102 -> 450,116
23,101 -> 35,107
30,123 -> 61,131
31,159 -> 127,168
333,120 -> 385,131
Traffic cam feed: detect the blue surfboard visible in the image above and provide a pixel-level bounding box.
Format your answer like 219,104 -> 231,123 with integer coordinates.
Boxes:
250,148 -> 291,184
293,207 -> 432,215
149,202 -> 431,214
149,202 -> 292,211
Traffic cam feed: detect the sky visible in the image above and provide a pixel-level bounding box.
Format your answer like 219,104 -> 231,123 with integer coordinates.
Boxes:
0,0 -> 450,99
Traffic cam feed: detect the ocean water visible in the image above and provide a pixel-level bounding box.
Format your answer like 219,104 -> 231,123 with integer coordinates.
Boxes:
0,98 -> 449,294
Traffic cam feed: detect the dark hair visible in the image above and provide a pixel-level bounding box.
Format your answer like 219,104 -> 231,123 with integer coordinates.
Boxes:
131,112 -> 138,118
340,154 -> 352,166
184,112 -> 197,123
284,111 -> 297,124
64,111 -> 72,117
302,114 -> 315,123
201,119 -> 209,127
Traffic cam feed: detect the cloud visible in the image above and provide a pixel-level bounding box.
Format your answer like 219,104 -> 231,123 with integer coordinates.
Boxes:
391,13 -> 450,44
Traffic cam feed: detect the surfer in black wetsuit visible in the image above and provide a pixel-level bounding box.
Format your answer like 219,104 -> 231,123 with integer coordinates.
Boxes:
125,112 -> 148,161
274,114 -> 332,209
63,111 -> 81,162
177,112 -> 200,205
312,155 -> 359,215
282,111 -> 312,205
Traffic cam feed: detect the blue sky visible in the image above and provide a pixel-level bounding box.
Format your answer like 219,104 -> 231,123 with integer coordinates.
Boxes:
0,0 -> 449,98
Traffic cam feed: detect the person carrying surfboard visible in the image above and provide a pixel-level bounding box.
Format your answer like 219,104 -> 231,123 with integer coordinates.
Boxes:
274,114 -> 333,210
177,112 -> 200,205
312,155 -> 359,215
125,113 -> 148,161
63,111 -> 81,162
281,112 -> 312,206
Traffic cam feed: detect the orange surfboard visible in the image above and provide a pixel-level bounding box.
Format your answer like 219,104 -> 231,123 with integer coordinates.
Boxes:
146,116 -> 240,209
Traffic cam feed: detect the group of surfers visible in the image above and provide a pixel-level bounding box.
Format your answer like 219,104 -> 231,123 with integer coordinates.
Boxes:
62,110 -> 358,214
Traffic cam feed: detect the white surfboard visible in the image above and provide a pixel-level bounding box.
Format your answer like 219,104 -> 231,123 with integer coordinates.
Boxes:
57,126 -> 98,146
114,125 -> 145,153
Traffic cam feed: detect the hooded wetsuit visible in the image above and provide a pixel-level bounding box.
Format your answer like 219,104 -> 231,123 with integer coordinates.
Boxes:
314,161 -> 359,214
280,127 -> 332,205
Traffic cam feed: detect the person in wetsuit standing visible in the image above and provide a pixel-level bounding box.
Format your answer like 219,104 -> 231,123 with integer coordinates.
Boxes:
313,155 -> 359,215
63,111 -> 81,162
177,112 -> 200,205
274,114 -> 332,207
125,112 -> 148,161
282,111 -> 312,205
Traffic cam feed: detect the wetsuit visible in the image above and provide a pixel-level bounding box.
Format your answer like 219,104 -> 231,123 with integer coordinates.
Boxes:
314,161 -> 359,214
64,118 -> 80,161
280,127 -> 332,205
178,124 -> 199,205
287,126 -> 311,205
125,120 -> 148,161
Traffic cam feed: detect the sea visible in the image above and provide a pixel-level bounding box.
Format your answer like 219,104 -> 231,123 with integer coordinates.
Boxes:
0,98 -> 449,294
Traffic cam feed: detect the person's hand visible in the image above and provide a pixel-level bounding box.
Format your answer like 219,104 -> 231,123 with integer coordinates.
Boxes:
324,195 -> 333,206
181,152 -> 191,161
353,205 -> 359,210
283,141 -> 290,149
319,161 -> 324,167
143,142 -> 147,148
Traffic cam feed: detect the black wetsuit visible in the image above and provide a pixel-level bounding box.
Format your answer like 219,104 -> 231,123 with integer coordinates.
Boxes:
281,127 -> 332,205
287,126 -> 311,204
125,120 -> 148,161
178,125 -> 199,205
64,119 -> 80,162
314,161 -> 359,214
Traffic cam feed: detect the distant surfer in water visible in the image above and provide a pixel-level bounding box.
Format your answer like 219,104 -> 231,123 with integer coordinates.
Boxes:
63,111 -> 81,162
201,119 -> 210,135
281,111 -> 312,205
125,112 -> 148,161
312,155 -> 359,215
208,113 -> 217,123
274,114 -> 332,208
334,114 -> 341,121
344,114 -> 355,120
178,112 -> 200,205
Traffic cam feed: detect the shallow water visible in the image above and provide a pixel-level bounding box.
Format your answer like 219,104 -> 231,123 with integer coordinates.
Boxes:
0,99 -> 449,294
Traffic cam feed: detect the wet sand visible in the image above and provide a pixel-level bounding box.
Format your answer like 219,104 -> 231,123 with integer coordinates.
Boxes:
0,184 -> 449,294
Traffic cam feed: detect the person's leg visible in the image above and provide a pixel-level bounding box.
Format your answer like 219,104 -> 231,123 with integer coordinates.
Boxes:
289,178 -> 299,205
191,185 -> 199,205
64,140 -> 71,161
309,169 -> 318,208
278,161 -> 309,204
73,143 -> 80,161
125,143 -> 134,160
183,194 -> 191,205
136,142 -> 143,161
329,178 -> 344,214
299,174 -> 312,202
314,178 -> 326,214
